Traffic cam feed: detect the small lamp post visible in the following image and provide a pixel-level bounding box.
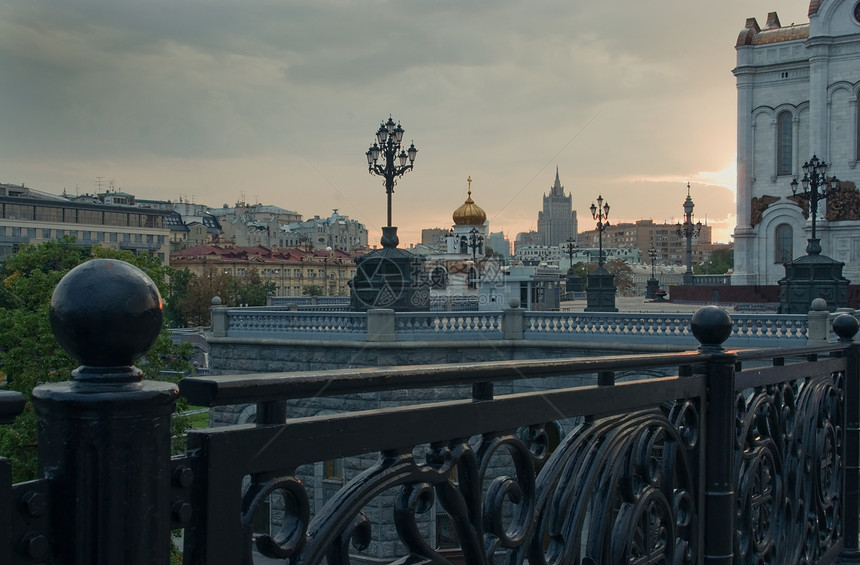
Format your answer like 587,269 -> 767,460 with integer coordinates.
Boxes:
676,182 -> 702,285
645,247 -> 659,299
589,195 -> 610,267
366,116 -> 418,247
468,227 -> 484,262
790,154 -> 839,255
585,195 -> 617,312
564,237 -> 583,294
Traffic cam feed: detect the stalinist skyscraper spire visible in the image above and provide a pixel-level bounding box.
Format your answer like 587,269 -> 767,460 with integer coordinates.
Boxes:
537,167 -> 577,246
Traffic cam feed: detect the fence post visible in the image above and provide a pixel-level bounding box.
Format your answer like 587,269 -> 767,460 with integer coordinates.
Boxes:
210,296 -> 227,337
31,259 -> 179,564
692,306 -> 736,565
807,297 -> 830,343
502,298 -> 525,340
836,314 -> 860,561
366,308 -> 396,342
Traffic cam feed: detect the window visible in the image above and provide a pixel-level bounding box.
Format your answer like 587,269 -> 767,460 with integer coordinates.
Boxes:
775,224 -> 793,264
324,459 -> 343,482
777,111 -> 793,176
857,99 -> 860,161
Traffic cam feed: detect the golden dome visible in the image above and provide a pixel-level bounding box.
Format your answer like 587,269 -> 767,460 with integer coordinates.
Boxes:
452,177 -> 487,226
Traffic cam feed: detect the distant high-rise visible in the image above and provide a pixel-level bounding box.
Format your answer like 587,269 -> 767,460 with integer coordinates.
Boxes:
537,168 -> 577,246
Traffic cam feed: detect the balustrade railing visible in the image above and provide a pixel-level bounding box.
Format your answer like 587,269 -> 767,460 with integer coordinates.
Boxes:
212,306 -> 816,346
223,309 -> 367,340
394,312 -> 504,341
2,261 -> 859,564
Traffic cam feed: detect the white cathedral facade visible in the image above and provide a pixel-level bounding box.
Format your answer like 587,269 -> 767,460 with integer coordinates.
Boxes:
732,1 -> 860,286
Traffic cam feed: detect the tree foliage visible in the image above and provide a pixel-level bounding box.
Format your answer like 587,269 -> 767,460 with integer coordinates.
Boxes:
303,284 -> 324,297
168,267 -> 276,327
570,259 -> 635,296
0,239 -> 193,481
693,247 -> 734,275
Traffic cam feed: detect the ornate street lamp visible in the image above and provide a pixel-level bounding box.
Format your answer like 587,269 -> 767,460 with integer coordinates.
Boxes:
790,154 -> 839,255
589,195 -> 610,267
350,117 -> 428,312
366,116 -> 418,243
778,154 -> 848,314
585,195 -> 617,312
676,183 -> 702,285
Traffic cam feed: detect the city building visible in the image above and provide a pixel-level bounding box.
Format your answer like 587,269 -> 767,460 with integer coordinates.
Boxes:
578,219 -> 714,267
732,5 -> 860,285
279,209 -> 368,251
486,231 -> 511,258
537,168 -> 577,246
0,182 -> 171,262
420,228 -> 450,253
170,244 -> 359,297
210,201 -> 302,248
513,230 -> 541,256
165,201 -> 223,252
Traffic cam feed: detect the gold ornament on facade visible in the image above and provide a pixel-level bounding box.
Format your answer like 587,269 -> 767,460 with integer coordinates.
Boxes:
452,176 -> 487,226
825,180 -> 860,221
750,195 -> 779,227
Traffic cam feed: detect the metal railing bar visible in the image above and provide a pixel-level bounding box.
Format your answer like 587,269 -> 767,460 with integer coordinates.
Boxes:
190,374 -> 707,472
735,356 -> 846,390
180,351 -> 708,406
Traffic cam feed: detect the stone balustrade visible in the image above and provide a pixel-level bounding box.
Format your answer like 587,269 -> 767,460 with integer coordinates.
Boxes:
210,305 -> 836,347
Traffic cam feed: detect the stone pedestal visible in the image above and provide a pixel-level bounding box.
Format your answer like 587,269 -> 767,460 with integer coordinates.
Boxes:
585,266 -> 617,312
349,227 -> 430,311
645,278 -> 660,300
566,269 -> 584,293
778,239 -> 850,314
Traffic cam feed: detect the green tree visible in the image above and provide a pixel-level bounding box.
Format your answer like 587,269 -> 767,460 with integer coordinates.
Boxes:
174,268 -> 233,327
232,267 -> 276,306
303,284 -> 324,297
0,239 -> 192,481
570,259 -> 635,296
165,267 -> 194,327
694,247 -> 734,275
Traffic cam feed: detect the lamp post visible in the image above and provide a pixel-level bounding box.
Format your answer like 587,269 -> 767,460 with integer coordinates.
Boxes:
468,227 -> 484,262
676,182 -> 702,285
645,247 -> 659,300
564,237 -> 577,268
589,195 -> 610,267
350,117 -> 428,311
366,116 -> 418,246
778,154 -> 848,314
790,154 -> 839,255
564,237 -> 583,294
585,195 -> 617,312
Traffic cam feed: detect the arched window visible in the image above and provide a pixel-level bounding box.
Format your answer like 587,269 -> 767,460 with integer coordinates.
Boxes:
777,111 -> 793,176
856,99 -> 860,161
775,224 -> 793,264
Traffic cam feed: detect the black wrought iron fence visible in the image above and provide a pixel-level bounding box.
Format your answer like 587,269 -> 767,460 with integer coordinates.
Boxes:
1,260 -> 859,564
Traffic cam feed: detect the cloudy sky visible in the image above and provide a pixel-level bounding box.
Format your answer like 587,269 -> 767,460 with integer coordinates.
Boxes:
0,1 -> 811,247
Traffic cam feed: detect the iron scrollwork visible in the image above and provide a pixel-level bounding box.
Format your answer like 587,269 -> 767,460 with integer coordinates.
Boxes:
243,407 -> 699,565
735,372 -> 845,563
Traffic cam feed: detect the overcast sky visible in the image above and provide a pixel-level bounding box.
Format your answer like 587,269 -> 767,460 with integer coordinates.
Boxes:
0,1 -> 812,246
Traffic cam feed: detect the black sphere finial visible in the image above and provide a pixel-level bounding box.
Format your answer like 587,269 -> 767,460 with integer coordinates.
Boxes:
833,313 -> 859,343
691,306 -> 733,351
50,259 -> 163,374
